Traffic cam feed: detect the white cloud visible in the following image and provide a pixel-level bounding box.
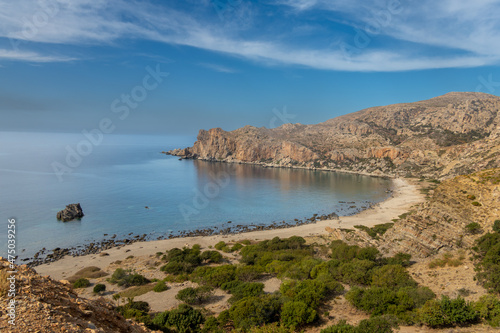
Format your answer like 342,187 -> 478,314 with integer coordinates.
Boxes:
0,48 -> 76,62
0,0 -> 499,71
198,63 -> 238,73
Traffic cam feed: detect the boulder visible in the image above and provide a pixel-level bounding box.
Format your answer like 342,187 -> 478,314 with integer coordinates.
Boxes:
57,203 -> 84,222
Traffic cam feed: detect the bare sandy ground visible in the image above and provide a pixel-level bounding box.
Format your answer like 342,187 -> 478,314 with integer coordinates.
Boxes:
35,178 -> 424,281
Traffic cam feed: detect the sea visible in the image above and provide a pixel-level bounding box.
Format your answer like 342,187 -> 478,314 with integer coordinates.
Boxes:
0,131 -> 392,260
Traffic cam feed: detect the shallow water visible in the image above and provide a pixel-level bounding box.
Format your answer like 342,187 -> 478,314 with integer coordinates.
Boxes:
0,132 -> 392,259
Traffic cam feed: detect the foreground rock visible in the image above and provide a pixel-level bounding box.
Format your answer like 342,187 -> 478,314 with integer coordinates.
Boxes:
0,258 -> 152,332
57,203 -> 84,222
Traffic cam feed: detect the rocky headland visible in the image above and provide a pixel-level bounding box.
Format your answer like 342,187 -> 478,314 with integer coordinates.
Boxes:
167,92 -> 500,179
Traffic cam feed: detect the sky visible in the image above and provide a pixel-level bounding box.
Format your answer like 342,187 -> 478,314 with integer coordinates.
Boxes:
1,0 -> 500,136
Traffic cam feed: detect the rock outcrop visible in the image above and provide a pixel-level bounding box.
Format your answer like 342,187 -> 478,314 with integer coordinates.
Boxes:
0,259 -> 152,332
168,92 -> 500,179
339,168 -> 500,259
57,203 -> 84,222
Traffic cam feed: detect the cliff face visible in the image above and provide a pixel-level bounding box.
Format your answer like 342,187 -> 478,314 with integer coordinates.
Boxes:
169,92 -> 500,179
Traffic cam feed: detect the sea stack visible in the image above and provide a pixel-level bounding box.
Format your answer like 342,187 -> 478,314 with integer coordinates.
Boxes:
56,203 -> 84,222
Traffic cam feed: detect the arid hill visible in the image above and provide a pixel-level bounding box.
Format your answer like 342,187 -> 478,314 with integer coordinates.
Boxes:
0,259 -> 152,333
169,92 -> 500,179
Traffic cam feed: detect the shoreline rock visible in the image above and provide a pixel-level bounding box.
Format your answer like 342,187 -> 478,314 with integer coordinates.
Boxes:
57,203 -> 85,222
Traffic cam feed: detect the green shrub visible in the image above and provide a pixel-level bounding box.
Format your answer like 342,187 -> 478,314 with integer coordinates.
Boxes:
214,241 -> 226,251
229,294 -> 282,330
385,253 -> 412,267
231,243 -> 244,252
335,259 -> 377,285
320,320 -> 356,333
472,201 -> 482,206
191,265 -> 236,287
418,296 -> 479,327
202,316 -> 223,333
108,268 -> 150,287
466,222 -> 482,234
371,265 -> 417,290
329,241 -> 379,262
346,286 -> 397,316
356,316 -> 396,333
227,282 -> 264,304
73,278 -> 90,289
162,304 -> 204,333
474,294 -> 500,327
153,281 -> 168,292
176,286 -> 213,305
473,232 -> 500,293
116,300 -> 150,321
281,301 -> 316,330
200,250 -> 223,263
236,265 -> 263,282
93,283 -> 106,293
493,220 -> 500,233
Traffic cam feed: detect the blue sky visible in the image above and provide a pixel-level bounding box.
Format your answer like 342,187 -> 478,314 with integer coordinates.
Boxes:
1,0 -> 500,135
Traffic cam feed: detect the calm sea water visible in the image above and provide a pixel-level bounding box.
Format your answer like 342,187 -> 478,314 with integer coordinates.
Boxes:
0,132 -> 392,259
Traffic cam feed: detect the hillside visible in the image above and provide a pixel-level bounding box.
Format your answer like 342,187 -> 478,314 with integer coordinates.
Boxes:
168,92 -> 500,179
0,259 -> 152,333
331,168 -> 500,260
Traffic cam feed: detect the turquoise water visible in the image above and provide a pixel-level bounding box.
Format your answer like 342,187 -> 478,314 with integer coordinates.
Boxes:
0,132 -> 392,259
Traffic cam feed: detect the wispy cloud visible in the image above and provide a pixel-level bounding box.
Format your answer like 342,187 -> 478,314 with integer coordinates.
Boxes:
0,48 -> 76,62
0,0 -> 499,71
198,62 -> 238,73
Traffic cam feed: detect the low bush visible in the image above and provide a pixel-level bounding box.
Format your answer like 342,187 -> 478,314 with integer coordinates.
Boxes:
236,265 -> 263,281
474,294 -> 500,327
493,220 -> 500,233
176,286 -> 213,305
371,264 -> 417,290
466,222 -> 482,234
93,283 -> 106,293
73,278 -> 90,289
473,232 -> 500,293
151,304 -> 204,333
200,250 -> 223,263
191,265 -> 236,287
321,317 -> 397,333
214,241 -> 226,251
153,281 -> 168,292
418,296 -> 479,328
108,268 -> 150,287
229,294 -> 282,330
226,282 -> 264,304
281,301 -> 317,330
116,299 -> 150,322
67,266 -> 108,283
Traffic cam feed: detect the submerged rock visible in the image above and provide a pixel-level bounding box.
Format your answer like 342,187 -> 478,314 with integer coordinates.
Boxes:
56,203 -> 84,222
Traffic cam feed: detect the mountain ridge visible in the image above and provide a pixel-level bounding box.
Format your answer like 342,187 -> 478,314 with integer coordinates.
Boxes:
168,92 -> 500,179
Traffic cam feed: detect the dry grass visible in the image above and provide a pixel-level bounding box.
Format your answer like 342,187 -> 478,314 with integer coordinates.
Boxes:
67,266 -> 108,283
118,284 -> 155,298
428,251 -> 465,269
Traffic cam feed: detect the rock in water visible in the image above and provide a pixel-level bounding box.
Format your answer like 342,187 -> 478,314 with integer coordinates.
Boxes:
57,203 -> 84,222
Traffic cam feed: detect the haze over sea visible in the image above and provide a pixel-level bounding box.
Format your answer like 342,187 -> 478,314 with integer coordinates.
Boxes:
0,132 -> 392,259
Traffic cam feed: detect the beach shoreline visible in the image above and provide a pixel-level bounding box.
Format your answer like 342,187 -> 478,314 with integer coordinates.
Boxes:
35,177 -> 424,280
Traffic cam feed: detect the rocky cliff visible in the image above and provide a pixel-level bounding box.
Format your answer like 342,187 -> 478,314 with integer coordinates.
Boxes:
168,92 -> 500,179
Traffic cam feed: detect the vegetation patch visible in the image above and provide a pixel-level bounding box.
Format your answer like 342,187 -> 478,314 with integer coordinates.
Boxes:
108,268 -> 150,287
72,278 -> 90,289
67,266 -> 107,283
118,284 -> 155,298
354,223 -> 394,239
428,252 -> 464,269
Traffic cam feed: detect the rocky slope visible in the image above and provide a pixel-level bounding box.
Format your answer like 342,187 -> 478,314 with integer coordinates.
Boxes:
168,92 -> 500,179
335,168 -> 500,259
0,259 -> 152,333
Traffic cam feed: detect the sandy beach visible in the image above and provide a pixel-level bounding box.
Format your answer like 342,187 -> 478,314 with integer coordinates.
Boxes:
35,177 -> 423,280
